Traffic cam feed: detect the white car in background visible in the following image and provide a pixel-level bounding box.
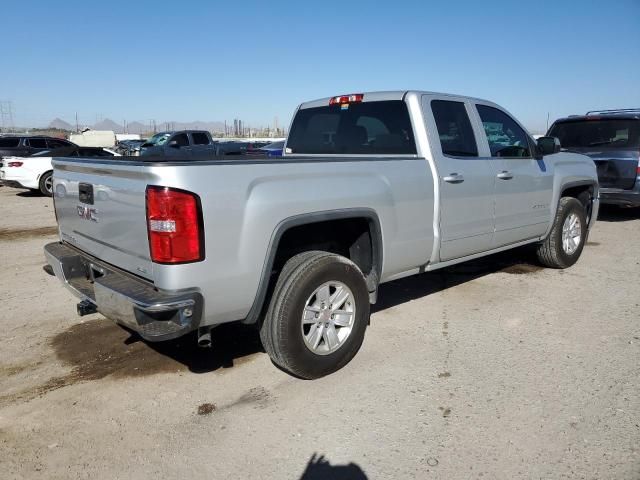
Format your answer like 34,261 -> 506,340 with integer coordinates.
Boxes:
0,146 -> 119,196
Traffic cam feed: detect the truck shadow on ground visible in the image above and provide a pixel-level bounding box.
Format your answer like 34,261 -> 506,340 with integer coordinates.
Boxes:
373,246 -> 542,313
51,246 -> 540,376
2,246 -> 550,405
142,246 -> 544,373
597,205 -> 640,222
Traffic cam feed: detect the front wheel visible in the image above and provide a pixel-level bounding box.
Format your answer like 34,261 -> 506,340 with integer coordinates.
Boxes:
536,197 -> 587,268
39,171 -> 53,197
260,251 -> 370,379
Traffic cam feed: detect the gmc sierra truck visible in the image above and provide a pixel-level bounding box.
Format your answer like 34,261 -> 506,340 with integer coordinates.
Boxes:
44,91 -> 599,379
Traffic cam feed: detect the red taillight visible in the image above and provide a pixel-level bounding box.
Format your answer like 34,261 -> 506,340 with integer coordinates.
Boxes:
329,93 -> 364,105
8,161 -> 23,167
146,186 -> 204,264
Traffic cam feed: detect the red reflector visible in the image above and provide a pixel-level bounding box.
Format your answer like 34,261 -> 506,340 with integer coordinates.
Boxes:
8,161 -> 23,167
329,93 -> 364,105
146,186 -> 204,264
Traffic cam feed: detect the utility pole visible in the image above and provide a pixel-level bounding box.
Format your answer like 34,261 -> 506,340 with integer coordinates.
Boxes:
546,112 -> 550,132
0,101 -> 15,133
75,112 -> 79,133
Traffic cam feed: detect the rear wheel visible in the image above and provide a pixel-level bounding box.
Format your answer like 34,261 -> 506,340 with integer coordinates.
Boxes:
39,171 -> 53,197
260,251 -> 370,379
536,197 -> 587,268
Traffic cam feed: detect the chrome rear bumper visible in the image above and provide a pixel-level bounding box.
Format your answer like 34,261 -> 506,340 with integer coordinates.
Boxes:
44,242 -> 202,341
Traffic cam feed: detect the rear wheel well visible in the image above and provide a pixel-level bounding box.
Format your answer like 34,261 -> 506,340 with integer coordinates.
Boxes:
272,217 -> 381,293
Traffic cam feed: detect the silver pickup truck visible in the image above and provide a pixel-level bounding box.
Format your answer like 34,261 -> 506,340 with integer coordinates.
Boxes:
45,91 -> 599,379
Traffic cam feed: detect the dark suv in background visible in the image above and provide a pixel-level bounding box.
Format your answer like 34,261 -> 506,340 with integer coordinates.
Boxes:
0,136 -> 76,158
548,109 -> 640,207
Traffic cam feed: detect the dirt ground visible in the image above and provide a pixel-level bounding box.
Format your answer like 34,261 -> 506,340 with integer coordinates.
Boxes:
0,184 -> 638,479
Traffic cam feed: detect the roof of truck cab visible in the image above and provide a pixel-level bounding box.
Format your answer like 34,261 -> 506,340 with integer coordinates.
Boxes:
552,113 -> 640,123
298,90 -> 496,109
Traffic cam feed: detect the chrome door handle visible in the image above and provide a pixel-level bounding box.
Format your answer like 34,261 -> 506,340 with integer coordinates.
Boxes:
443,173 -> 464,184
497,171 -> 514,180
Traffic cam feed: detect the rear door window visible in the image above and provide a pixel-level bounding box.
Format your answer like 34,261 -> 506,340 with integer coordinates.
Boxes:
548,119 -> 640,149
431,100 -> 478,157
172,133 -> 189,147
287,100 -> 417,154
27,138 -> 48,149
0,138 -> 20,148
191,132 -> 210,145
476,105 -> 532,157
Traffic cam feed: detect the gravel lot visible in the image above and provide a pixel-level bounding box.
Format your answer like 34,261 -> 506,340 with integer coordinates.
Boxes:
0,184 -> 638,480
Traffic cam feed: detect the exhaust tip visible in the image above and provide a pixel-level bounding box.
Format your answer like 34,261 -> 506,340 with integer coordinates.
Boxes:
197,328 -> 212,348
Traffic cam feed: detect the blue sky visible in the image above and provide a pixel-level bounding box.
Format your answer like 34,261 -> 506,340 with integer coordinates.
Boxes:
2,0 -> 639,133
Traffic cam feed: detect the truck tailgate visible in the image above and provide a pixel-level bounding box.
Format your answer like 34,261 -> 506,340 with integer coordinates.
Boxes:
52,158 -> 155,280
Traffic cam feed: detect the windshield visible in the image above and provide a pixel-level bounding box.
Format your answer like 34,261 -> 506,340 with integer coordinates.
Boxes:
264,141 -> 284,149
144,133 -> 171,146
549,119 -> 640,149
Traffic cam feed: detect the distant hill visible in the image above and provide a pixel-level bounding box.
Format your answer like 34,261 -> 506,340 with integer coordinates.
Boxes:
93,119 -> 124,132
169,121 -> 226,132
125,121 -> 148,135
45,118 -> 227,135
48,118 -> 73,130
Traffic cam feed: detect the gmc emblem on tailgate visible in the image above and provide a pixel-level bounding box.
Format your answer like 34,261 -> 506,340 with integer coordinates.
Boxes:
77,205 -> 99,222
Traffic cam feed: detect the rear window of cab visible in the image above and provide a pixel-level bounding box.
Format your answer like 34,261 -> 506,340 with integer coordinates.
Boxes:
287,100 -> 417,155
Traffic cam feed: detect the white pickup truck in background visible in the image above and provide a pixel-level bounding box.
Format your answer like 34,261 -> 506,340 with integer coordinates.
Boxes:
44,90 -> 599,378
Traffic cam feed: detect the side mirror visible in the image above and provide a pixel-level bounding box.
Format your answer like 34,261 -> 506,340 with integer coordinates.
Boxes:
537,136 -> 561,155
168,140 -> 180,148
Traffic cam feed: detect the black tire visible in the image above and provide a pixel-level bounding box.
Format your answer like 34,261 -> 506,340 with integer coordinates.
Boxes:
39,171 -> 53,197
260,251 -> 370,379
536,197 -> 587,268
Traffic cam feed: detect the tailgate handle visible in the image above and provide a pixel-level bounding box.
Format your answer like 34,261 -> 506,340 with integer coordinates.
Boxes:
79,183 -> 94,205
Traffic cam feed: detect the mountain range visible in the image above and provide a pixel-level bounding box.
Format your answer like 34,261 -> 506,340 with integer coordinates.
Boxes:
47,118 -> 227,134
